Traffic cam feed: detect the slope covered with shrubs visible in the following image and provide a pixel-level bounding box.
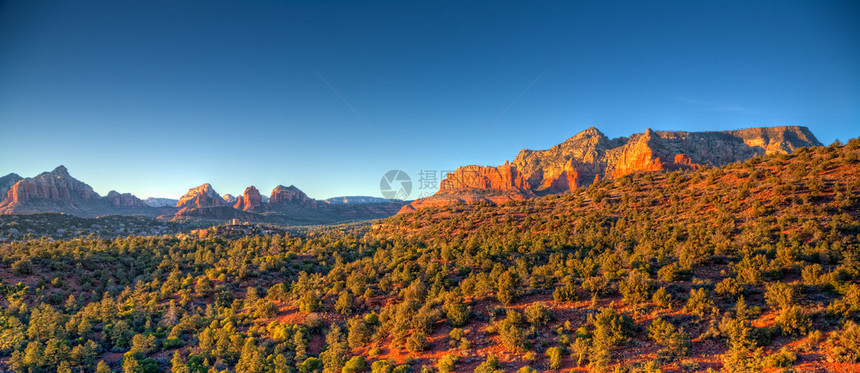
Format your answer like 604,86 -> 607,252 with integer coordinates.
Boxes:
0,139 -> 859,372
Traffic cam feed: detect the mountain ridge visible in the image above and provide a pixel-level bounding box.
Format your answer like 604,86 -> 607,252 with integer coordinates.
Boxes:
401,125 -> 822,213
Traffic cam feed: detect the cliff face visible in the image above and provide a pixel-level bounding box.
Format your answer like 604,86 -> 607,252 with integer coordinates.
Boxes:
105,191 -> 147,208
400,125 -> 821,213
0,173 -> 23,199
0,166 -> 165,217
233,186 -> 264,212
175,184 -> 225,213
269,185 -> 316,208
0,166 -> 100,215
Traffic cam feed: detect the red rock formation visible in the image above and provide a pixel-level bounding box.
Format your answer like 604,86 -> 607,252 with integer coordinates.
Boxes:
0,173 -> 22,199
399,126 -> 822,214
0,166 -> 98,214
439,164 -> 529,191
233,186 -> 264,212
269,185 -> 316,208
176,184 -> 225,214
609,132 -> 665,178
105,191 -> 147,208
0,166 -> 162,217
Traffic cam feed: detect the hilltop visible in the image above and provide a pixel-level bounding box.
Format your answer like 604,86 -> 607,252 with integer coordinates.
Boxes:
401,125 -> 821,213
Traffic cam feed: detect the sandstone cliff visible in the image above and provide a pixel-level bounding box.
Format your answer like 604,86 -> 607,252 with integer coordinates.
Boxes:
105,191 -> 148,209
0,173 -> 23,198
269,185 -> 316,208
175,183 -> 226,214
400,125 -> 821,213
0,166 -> 166,217
233,186 -> 265,212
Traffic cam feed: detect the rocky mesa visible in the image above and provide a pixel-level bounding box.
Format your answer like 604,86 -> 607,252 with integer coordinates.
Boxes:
0,166 -> 167,217
400,125 -> 821,213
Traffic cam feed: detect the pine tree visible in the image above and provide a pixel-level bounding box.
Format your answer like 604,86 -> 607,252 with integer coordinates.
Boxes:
171,351 -> 189,373
320,325 -> 348,373
236,338 -> 266,373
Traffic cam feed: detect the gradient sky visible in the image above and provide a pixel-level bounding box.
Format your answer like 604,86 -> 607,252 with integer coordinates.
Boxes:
1,0 -> 858,200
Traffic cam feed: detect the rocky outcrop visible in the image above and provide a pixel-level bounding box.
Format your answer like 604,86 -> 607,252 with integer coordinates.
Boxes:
400,126 -> 821,213
0,166 -> 166,217
222,194 -> 237,204
270,185 -> 316,208
176,184 -> 225,214
439,164 -> 530,192
0,167 -> 404,224
233,186 -> 264,212
105,191 -> 147,208
0,166 -> 100,215
0,173 -> 23,198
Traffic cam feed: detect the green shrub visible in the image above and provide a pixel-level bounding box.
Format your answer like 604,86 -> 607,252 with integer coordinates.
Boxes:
474,355 -> 503,373
652,287 -> 672,309
764,282 -> 795,311
828,321 -> 860,363
299,357 -> 323,373
658,263 -> 691,282
496,271 -> 519,306
776,306 -> 811,336
11,259 -> 33,275
437,354 -> 460,373
342,356 -> 367,373
545,346 -> 562,369
762,348 -> 796,368
524,304 -> 553,325
715,277 -> 743,298
496,310 -> 527,352
370,360 -> 393,373
620,271 -> 652,306
443,298 -> 472,327
553,283 -> 577,302
648,318 -> 691,359
685,288 -> 715,317
406,331 -> 429,353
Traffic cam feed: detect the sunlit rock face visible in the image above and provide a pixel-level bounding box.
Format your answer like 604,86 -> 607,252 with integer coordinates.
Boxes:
233,186 -> 264,212
176,183 -> 226,213
0,166 -> 161,217
400,125 -> 821,213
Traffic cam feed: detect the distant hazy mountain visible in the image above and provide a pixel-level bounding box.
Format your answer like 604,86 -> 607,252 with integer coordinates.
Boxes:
167,184 -> 405,225
143,197 -> 178,207
323,196 -> 392,204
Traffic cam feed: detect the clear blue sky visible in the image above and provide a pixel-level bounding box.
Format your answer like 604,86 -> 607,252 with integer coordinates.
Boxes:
1,0 -> 858,199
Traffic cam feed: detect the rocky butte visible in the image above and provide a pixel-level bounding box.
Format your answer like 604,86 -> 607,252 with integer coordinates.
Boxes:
233,186 -> 264,212
0,166 -> 163,217
399,125 -> 822,213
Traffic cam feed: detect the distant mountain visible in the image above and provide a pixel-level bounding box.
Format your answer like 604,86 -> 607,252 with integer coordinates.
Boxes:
0,167 -> 407,224
0,166 -> 168,217
323,196 -> 392,204
143,197 -> 178,207
221,194 -> 237,204
0,173 -> 23,198
168,184 -> 405,225
401,125 -> 822,213
233,186 -> 265,212
176,184 -> 225,212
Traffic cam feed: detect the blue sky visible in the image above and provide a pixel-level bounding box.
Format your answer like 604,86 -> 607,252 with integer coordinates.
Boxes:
1,0 -> 858,199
